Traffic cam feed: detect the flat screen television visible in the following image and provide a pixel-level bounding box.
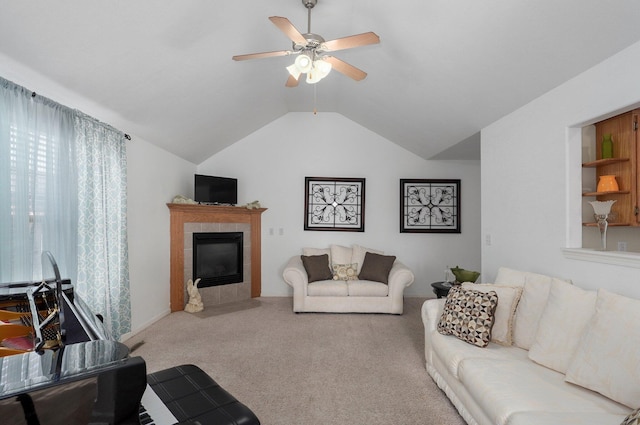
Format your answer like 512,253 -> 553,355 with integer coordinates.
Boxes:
194,174 -> 237,205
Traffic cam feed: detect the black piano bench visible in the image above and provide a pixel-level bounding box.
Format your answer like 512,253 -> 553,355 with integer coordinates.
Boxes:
146,364 -> 260,425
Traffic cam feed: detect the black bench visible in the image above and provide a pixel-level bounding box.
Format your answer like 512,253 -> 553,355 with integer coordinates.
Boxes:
146,364 -> 260,425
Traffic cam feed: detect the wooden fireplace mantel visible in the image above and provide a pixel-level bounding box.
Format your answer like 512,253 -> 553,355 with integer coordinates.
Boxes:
167,203 -> 267,312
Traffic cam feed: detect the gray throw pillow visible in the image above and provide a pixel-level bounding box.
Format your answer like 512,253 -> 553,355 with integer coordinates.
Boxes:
358,252 -> 396,284
301,254 -> 333,283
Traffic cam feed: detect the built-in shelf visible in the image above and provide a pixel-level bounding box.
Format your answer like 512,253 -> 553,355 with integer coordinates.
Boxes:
583,222 -> 630,227
563,248 -> 640,269
582,158 -> 629,168
582,190 -> 630,197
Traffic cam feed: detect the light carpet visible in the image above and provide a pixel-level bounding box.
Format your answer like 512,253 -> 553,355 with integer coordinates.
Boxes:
125,297 -> 465,425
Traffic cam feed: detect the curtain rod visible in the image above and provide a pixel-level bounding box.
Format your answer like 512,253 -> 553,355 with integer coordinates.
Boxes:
29,90 -> 132,141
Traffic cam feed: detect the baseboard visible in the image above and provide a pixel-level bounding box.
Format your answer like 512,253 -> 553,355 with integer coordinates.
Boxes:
120,308 -> 171,342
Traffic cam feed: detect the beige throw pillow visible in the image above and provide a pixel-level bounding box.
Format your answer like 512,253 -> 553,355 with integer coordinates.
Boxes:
495,267 -> 573,350
621,408 -> 640,425
330,244 -> 353,267
528,280 -> 596,374
461,283 -> 522,346
565,289 -> 640,409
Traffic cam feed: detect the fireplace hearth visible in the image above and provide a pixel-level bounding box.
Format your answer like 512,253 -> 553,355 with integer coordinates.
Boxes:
193,232 -> 243,288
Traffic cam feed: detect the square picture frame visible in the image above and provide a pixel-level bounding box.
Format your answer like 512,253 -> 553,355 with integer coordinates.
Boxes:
304,177 -> 365,232
400,179 -> 460,233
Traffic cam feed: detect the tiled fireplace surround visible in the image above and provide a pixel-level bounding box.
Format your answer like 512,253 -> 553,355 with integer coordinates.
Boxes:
184,222 -> 251,307
167,204 -> 266,312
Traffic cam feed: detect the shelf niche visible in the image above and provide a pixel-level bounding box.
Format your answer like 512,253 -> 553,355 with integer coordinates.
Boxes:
582,109 -> 639,229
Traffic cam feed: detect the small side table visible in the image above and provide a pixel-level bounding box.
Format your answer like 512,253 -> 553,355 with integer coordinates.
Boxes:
431,281 -> 454,299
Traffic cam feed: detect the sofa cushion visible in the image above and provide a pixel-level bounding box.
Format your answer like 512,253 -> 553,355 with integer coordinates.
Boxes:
307,280 -> 348,296
330,244 -> 352,266
300,254 -> 333,283
565,289 -> 640,409
437,285 -> 498,348
347,280 -> 389,297
457,357 -> 631,425
358,252 -> 396,284
528,280 -> 596,374
351,244 -> 384,275
461,283 -> 522,346
509,412 -> 629,425
332,263 -> 359,281
431,329 -> 528,379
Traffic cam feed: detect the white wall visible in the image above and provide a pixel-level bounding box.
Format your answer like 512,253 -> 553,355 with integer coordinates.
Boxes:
481,40 -> 640,298
198,112 -> 481,297
126,138 -> 194,335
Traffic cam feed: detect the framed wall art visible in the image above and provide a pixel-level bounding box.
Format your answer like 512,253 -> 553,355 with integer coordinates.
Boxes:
304,177 -> 365,232
400,179 -> 460,233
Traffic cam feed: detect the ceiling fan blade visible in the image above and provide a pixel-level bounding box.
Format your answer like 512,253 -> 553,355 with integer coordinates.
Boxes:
323,56 -> 367,81
285,74 -> 300,88
269,16 -> 307,46
322,32 -> 380,52
232,50 -> 293,61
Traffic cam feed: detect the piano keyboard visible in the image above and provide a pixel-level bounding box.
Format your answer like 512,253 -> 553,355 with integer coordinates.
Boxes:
139,384 -> 178,425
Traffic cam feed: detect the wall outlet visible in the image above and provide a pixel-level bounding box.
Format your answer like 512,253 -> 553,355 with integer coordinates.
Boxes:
485,234 -> 492,246
618,241 -> 627,252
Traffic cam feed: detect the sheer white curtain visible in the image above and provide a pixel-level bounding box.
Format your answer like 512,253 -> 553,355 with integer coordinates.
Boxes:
0,77 -> 131,339
0,78 -> 78,282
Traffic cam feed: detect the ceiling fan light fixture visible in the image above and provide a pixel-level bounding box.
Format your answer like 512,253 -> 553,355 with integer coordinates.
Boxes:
314,59 -> 332,75
294,53 -> 313,73
286,64 -> 302,79
306,59 -> 332,84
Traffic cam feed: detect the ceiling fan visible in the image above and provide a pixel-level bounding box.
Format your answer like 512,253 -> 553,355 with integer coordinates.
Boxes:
232,0 -> 380,87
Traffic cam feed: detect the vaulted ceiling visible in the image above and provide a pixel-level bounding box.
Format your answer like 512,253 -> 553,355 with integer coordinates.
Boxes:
1,1 -> 639,164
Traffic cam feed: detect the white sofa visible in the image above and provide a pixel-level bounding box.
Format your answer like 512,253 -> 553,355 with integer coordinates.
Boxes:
282,244 -> 414,314
422,267 -> 639,425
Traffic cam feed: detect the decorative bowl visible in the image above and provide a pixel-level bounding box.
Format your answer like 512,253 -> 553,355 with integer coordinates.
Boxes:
450,266 -> 480,283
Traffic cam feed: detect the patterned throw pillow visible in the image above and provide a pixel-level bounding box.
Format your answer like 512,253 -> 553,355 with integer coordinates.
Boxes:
332,263 -> 359,281
437,285 -> 498,348
621,408 -> 640,425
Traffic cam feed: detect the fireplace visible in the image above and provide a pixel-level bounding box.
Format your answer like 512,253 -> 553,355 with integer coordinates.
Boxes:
168,203 -> 266,311
193,232 -> 243,288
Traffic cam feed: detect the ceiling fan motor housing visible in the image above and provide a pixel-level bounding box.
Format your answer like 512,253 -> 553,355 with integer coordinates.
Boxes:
302,0 -> 317,9
293,33 -> 326,52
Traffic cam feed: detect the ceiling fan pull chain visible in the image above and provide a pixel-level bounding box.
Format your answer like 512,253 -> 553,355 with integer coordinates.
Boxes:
313,84 -> 318,115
